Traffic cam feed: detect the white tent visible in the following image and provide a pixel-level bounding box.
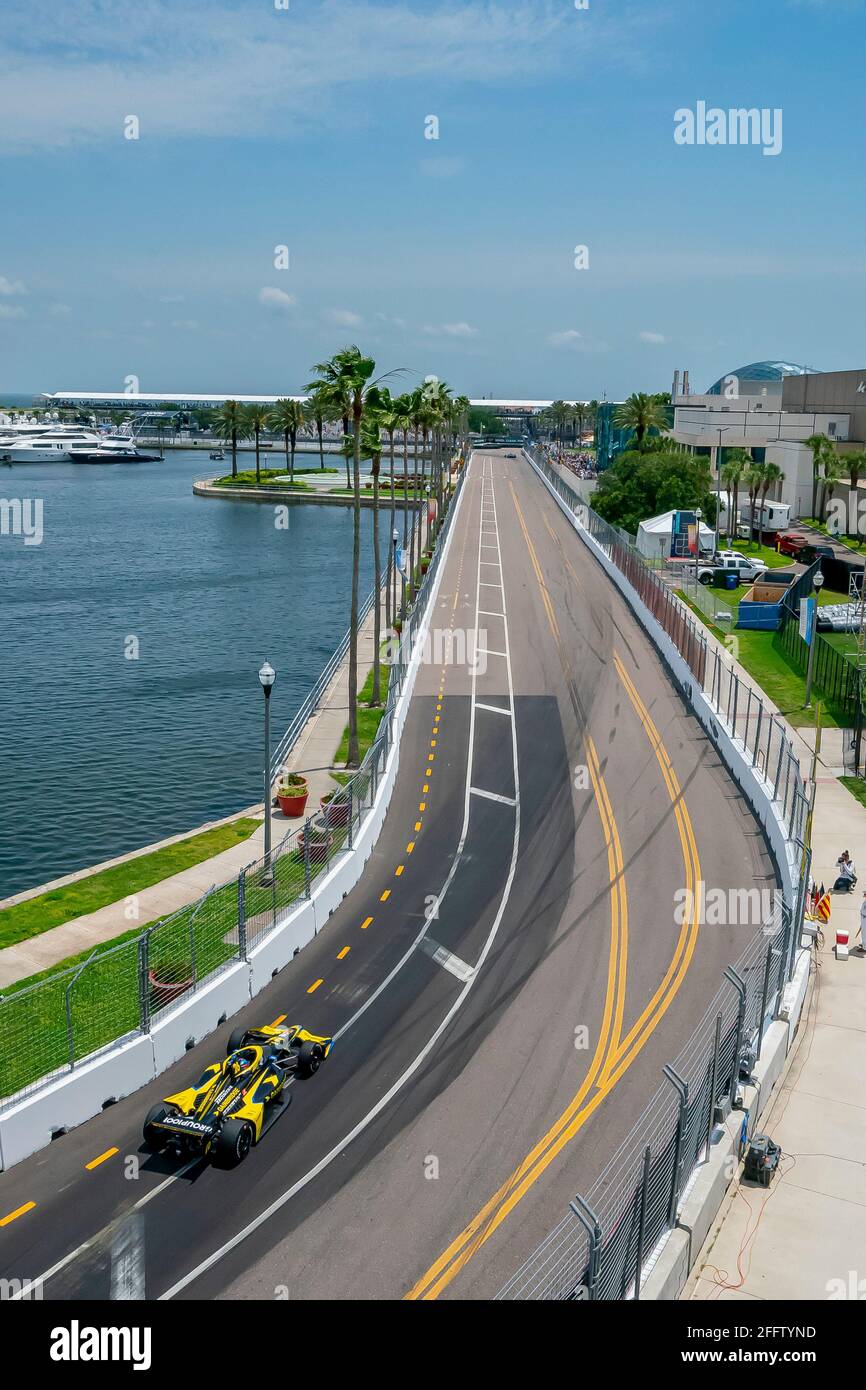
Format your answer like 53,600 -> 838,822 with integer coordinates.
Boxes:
636,510 -> 716,562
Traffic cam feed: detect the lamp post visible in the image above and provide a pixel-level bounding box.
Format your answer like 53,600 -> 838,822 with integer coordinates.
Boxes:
392,526 -> 399,623
716,426 -> 732,545
258,660 -> 276,885
425,484 -> 431,551
804,568 -> 825,707
694,507 -> 702,595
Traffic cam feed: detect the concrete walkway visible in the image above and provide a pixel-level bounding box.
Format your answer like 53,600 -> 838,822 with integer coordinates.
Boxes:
0,593 -> 386,989
686,640 -> 866,1299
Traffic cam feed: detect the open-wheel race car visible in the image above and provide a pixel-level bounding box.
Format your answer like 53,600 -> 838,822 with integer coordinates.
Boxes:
142,1022 -> 333,1167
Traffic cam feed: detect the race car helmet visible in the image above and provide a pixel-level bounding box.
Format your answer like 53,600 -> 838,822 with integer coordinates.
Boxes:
227,1049 -> 254,1084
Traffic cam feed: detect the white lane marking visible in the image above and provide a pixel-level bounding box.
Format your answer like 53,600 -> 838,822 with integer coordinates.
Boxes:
421,938 -> 476,983
159,455 -> 522,1301
478,609 -> 505,618
480,581 -> 502,588
22,473 -> 479,1298
470,787 -> 517,806
476,648 -> 507,658
475,702 -> 512,717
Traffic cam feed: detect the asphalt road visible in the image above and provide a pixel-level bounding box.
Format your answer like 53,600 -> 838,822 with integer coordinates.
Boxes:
0,452 -> 776,1301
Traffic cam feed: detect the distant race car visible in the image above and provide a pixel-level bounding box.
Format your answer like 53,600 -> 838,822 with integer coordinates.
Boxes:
142,1022 -> 333,1167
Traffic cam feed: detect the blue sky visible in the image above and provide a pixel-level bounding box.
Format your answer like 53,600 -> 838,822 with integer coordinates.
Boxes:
0,0 -> 864,399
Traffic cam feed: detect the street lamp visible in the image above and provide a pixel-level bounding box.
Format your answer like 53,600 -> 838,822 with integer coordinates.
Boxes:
425,484 -> 431,550
258,660 -> 276,885
804,568 -> 825,707
694,507 -> 702,594
392,527 -> 400,622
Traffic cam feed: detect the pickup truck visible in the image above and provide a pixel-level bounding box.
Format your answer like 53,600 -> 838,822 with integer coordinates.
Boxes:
695,551 -> 768,586
776,531 -> 808,558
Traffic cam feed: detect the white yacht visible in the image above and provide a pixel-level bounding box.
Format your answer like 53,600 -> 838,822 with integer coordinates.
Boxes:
0,427 -> 104,463
68,437 -> 162,464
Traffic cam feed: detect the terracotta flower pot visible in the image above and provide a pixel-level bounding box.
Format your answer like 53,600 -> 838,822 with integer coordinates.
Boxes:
277,779 -> 309,817
320,793 -> 349,828
148,969 -> 193,1008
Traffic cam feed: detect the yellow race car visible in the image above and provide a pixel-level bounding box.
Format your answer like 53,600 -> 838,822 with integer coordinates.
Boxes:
142,1022 -> 333,1167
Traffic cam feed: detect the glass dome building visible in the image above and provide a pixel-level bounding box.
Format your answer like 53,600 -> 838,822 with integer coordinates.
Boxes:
706,360 -> 821,397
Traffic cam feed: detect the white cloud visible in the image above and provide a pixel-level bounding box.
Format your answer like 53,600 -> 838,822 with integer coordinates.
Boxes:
171,318 -> 200,331
548,329 -> 582,347
48,302 -> 71,315
258,287 -> 296,313
0,276 -> 26,295
424,321 -> 478,338
375,313 -> 406,328
0,303 -> 25,319
639,330 -> 667,344
325,308 -> 363,328
0,1 -> 638,152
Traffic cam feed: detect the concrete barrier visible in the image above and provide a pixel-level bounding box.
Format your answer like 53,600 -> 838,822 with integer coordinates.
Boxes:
0,1033 -> 157,1171
0,464 -> 468,1170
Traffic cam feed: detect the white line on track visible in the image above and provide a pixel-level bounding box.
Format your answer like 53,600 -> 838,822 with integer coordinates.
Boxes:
158,455 -> 522,1301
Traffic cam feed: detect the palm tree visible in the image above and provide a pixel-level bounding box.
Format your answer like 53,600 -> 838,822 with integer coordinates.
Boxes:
758,462 -> 785,546
720,448 -> 751,541
305,359 -> 353,488
613,392 -> 669,448
359,409 -> 385,705
392,393 -> 414,565
269,398 -> 305,483
307,389 -> 329,471
215,401 -> 243,478
378,394 -> 400,630
843,448 -> 866,538
549,400 -> 569,445
243,404 -> 270,485
821,449 -> 845,525
743,462 -> 766,540
306,347 -> 394,767
804,434 -> 832,522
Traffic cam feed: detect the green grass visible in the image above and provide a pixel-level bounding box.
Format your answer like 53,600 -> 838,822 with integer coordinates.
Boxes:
0,818 -> 261,951
801,517 -> 866,553
333,664 -> 393,767
0,822 -> 336,1099
840,776 -> 866,809
213,469 -> 311,489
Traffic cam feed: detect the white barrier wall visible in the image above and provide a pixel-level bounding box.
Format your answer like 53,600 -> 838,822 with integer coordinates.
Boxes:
0,468 -> 469,1170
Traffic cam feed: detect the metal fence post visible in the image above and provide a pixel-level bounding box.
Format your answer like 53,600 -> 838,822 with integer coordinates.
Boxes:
724,966 -> 746,1108
634,1146 -> 652,1301
663,1065 -> 689,1224
138,931 -> 151,1035
569,1195 -> 602,1301
237,868 -> 247,961
303,822 -> 312,898
756,944 -> 775,1061
347,786 -> 354,850
705,1012 -> 723,1158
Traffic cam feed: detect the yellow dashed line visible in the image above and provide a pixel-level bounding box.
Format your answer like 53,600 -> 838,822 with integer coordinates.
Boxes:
415,820 -> 422,832
395,865 -> 405,877
337,946 -> 351,960
0,1202 -> 35,1227
361,915 -> 374,929
430,739 -> 437,748
85,1147 -> 118,1172
269,1014 -> 287,1027
307,978 -> 323,994
407,841 -> 415,854
380,890 -> 391,903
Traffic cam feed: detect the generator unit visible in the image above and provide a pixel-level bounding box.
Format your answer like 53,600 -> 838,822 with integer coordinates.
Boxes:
743,1132 -> 781,1187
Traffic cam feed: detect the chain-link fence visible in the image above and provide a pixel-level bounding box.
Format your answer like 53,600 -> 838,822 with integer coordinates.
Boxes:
497,894 -> 804,1301
527,445 -> 809,853
0,465 -> 466,1110
495,449 -> 813,1301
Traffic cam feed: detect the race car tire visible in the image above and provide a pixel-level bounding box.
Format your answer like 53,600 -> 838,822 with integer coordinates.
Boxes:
226,1027 -> 251,1056
296,1040 -> 324,1078
143,1103 -> 173,1151
214,1119 -> 253,1168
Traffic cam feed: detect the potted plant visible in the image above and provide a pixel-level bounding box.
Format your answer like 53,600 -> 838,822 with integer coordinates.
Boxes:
320,790 -> 350,827
277,773 -> 309,818
420,550 -> 432,574
295,825 -> 332,863
148,959 -> 194,1009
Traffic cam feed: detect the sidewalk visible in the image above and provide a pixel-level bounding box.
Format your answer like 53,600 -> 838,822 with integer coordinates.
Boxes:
686,633 -> 866,1300
0,596 -> 383,990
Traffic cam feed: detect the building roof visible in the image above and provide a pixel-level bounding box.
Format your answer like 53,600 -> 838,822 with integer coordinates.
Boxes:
706,361 -> 821,395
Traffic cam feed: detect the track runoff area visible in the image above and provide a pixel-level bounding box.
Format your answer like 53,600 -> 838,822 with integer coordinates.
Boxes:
4,451 -> 825,1361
